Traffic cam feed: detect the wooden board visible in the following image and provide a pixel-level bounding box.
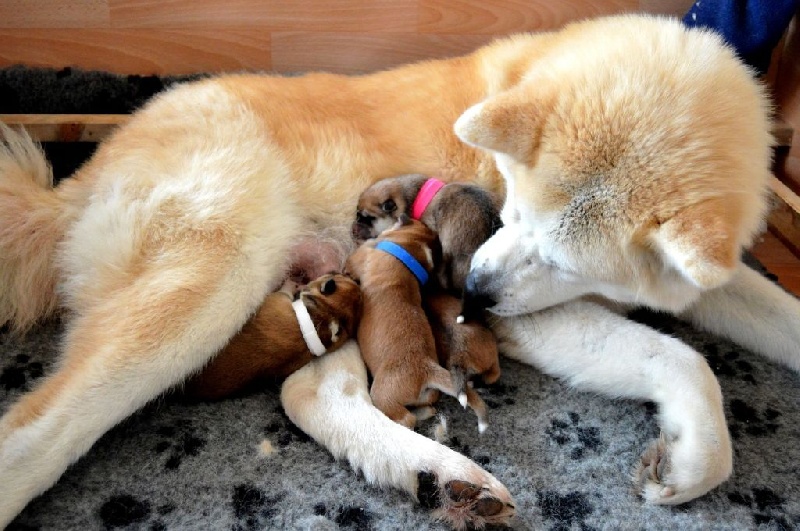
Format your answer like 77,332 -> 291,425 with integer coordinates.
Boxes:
0,0 -> 674,75
0,114 -> 128,142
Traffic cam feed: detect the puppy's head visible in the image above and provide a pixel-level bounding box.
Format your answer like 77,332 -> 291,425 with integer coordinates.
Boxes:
457,16 -> 773,316
352,174 -> 429,241
299,273 -> 362,351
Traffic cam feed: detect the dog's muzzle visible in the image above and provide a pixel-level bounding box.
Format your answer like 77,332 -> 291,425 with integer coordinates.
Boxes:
351,220 -> 373,242
459,270 -> 498,323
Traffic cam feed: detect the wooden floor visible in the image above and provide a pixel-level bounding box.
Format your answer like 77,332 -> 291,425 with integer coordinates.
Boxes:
751,230 -> 800,296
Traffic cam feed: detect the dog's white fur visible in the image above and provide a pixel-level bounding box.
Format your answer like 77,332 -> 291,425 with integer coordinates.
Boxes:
282,341 -> 513,527
1,14 -> 799,529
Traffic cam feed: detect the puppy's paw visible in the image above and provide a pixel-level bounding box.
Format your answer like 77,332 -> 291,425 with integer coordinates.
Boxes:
634,431 -> 732,505
417,471 -> 515,530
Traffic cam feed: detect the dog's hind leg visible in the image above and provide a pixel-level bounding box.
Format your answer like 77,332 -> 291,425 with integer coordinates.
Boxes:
493,300 -> 732,506
368,381 -> 418,429
0,234 -> 285,527
680,263 -> 800,372
282,342 -> 516,530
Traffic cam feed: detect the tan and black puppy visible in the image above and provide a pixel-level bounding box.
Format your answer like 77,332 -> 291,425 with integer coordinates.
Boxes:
345,216 -> 485,429
184,273 -> 362,400
352,174 -> 502,292
426,291 -> 501,386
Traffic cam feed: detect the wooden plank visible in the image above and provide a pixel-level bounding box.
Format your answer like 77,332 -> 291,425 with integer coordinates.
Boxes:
768,176 -> 800,256
751,231 -> 800,295
770,175 -> 800,215
638,0 -> 694,16
109,0 -> 418,32
1,114 -> 129,142
773,120 -> 794,147
271,33 -> 496,74
0,0 -> 110,28
0,29 -> 271,75
418,0 -> 637,34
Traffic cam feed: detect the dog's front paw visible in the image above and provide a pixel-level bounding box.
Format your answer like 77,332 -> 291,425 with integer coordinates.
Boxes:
634,429 -> 732,505
417,472 -> 515,530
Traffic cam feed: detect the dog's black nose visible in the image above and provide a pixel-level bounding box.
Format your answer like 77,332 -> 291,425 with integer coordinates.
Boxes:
459,272 -> 497,324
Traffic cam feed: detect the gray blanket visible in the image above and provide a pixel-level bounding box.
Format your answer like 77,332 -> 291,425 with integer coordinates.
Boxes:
3,302 -> 799,530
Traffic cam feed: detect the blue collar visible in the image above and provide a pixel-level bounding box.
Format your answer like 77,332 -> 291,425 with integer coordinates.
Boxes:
375,241 -> 429,285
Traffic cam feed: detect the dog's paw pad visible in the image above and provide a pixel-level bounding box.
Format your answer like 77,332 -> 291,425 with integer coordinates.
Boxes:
430,478 -> 515,530
417,471 -> 442,509
446,480 -> 481,502
474,497 -> 505,517
634,436 -> 675,503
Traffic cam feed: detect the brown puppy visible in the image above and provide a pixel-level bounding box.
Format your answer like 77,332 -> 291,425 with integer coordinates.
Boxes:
184,273 -> 361,400
353,174 -> 502,293
345,217 -> 483,429
425,290 -> 500,428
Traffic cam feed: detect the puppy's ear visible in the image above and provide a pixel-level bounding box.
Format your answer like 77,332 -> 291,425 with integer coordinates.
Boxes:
454,85 -> 552,161
650,198 -> 742,290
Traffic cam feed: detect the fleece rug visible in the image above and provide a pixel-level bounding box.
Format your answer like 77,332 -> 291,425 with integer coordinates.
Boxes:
1,67 -> 799,531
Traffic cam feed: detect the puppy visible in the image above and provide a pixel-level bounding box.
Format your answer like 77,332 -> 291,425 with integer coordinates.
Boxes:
184,273 -> 361,400
345,217 -> 486,430
355,175 -> 501,423
353,174 -> 502,292
424,290 -> 501,416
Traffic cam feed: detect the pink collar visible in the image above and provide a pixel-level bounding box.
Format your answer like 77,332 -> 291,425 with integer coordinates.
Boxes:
410,178 -> 446,220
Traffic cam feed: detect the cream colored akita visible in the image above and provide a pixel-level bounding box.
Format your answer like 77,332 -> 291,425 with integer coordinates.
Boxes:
1,14 -> 799,530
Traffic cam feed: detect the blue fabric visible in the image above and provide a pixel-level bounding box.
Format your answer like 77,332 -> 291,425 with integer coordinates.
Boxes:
375,241 -> 429,285
683,0 -> 799,75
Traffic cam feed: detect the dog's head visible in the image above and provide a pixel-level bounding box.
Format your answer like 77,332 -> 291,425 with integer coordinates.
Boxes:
352,174 -> 429,242
456,16 -> 772,316
298,273 -> 362,351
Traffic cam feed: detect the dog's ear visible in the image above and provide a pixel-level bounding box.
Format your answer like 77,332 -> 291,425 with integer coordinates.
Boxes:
454,85 -> 552,161
650,198 -> 741,290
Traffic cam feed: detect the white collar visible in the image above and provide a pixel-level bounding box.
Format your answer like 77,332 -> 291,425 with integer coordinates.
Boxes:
291,299 -> 327,356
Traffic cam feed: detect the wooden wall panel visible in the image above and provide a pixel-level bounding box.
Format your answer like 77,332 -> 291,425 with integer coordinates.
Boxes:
0,29 -> 272,75
0,0 -> 110,28
271,33 -> 495,74
0,0 -> 692,75
418,0 -> 637,34
108,0 -> 418,32
637,0 -> 694,16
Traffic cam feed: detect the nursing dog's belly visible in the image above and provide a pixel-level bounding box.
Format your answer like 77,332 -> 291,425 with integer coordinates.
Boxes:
287,233 -> 355,285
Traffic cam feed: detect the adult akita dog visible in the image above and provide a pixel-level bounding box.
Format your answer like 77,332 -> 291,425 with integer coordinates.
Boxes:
1,14 -> 799,529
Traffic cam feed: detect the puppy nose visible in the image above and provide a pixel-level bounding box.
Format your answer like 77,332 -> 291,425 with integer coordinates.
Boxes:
459,271 -> 497,323
351,222 -> 367,242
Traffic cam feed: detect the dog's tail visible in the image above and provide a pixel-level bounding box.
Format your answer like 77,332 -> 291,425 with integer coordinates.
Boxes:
0,124 -> 75,333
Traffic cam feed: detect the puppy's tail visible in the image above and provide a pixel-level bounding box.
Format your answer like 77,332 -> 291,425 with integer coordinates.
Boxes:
449,366 -> 469,407
427,364 -> 489,434
0,124 -> 75,333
